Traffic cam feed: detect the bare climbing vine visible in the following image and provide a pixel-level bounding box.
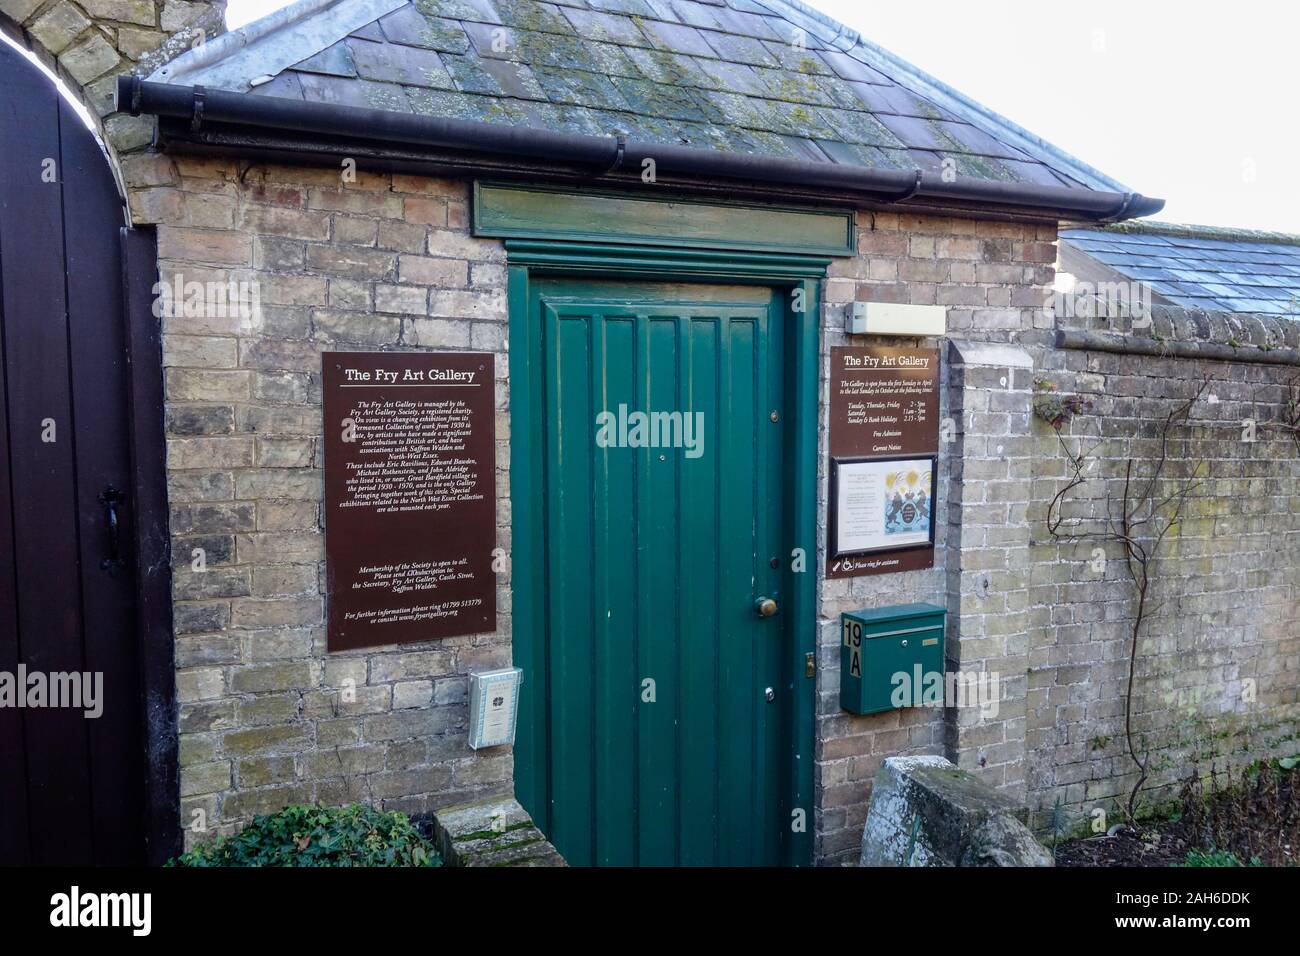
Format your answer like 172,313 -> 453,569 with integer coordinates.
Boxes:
1042,377 -> 1211,822
1283,373 -> 1300,452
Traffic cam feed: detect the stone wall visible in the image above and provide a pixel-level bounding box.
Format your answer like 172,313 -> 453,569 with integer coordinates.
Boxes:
126,153 -> 513,843
1025,304 -> 1300,833
0,0 -> 225,153
138,177 -> 1055,855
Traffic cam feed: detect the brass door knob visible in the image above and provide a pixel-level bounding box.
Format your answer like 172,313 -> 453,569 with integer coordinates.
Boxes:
755,597 -> 778,618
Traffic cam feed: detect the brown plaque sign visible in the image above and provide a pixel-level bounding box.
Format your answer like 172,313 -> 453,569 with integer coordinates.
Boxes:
827,346 -> 940,579
323,351 -> 496,651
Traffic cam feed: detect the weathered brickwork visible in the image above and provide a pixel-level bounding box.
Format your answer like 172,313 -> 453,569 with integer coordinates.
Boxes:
1025,305 -> 1300,833
84,119 -> 1300,862
813,210 -> 1056,864
126,153 -> 512,843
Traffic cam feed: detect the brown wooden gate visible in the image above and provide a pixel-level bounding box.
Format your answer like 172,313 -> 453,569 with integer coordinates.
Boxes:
0,39 -> 175,865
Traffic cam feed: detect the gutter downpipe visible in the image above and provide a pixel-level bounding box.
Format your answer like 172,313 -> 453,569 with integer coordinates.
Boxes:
118,76 -> 1164,222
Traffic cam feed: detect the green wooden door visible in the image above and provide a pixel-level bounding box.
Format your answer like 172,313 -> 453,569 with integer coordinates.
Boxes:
520,278 -> 789,866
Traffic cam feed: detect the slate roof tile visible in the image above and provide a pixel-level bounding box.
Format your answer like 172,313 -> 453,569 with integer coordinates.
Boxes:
250,71 -> 305,99
774,135 -> 833,164
845,80 -> 939,119
816,139 -> 910,170
760,41 -> 831,75
292,44 -> 357,78
639,19 -> 720,58
994,158 -> 1069,188
349,37 -> 455,88
407,84 -> 514,120
472,55 -> 546,98
819,47 -> 893,86
442,53 -> 506,94
638,0 -> 683,21
459,19 -> 510,57
537,67 -> 631,111
415,0 -> 501,21
560,7 -> 651,44
623,46 -> 711,86
295,73 -> 412,112
380,7 -> 472,52
349,21 -> 386,41
491,0 -> 572,34
727,0 -> 782,12
1063,223 -> 1300,317
688,55 -> 769,94
157,0 -> 1140,195
616,74 -> 720,122
700,30 -> 781,68
817,106 -> 905,149
754,65 -> 835,106
587,0 -> 660,16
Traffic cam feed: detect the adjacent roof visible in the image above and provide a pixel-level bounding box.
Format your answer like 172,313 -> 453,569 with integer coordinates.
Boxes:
1061,222 -> 1300,317
149,0 -> 1135,197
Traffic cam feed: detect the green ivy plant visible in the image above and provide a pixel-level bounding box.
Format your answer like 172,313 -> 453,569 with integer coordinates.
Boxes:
168,804 -> 441,867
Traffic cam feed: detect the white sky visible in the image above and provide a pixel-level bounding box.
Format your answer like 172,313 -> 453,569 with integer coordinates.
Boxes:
226,0 -> 1298,233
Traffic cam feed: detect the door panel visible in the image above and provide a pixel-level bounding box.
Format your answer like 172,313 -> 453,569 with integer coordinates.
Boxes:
0,40 -> 145,865
528,279 -> 787,866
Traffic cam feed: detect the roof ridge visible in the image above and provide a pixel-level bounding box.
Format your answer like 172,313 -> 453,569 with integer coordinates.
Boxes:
763,0 -> 1131,193
1072,220 -> 1300,247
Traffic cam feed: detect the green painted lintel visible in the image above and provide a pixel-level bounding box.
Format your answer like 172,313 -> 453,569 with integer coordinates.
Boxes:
504,239 -> 832,280
475,182 -> 855,258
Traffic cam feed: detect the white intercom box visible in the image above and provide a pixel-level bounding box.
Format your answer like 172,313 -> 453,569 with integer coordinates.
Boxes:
468,667 -> 522,750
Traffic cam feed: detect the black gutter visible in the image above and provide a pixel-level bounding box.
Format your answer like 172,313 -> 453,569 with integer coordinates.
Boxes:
118,76 -> 1164,223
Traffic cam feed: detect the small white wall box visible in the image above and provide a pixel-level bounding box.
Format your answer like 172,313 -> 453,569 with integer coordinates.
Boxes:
468,667 -> 523,749
848,302 -> 947,337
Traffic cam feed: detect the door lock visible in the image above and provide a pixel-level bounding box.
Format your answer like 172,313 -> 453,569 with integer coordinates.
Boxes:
764,687 -> 775,703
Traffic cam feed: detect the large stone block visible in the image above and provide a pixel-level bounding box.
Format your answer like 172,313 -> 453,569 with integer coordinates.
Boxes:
860,755 -> 1051,866
430,797 -> 566,867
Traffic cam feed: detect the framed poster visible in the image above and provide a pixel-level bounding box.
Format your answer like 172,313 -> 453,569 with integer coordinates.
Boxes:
830,455 -> 937,558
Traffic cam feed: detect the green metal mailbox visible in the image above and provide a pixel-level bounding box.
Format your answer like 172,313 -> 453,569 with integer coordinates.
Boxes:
840,603 -> 947,716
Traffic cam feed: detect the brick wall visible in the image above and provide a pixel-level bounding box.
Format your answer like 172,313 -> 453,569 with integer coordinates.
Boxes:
137,175 -> 1060,855
812,210 -> 1056,864
1025,304 -> 1300,833
126,153 -> 513,842
106,143 -> 1300,859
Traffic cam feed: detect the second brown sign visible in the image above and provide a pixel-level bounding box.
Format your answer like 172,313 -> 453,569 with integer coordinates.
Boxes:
827,346 -> 940,579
